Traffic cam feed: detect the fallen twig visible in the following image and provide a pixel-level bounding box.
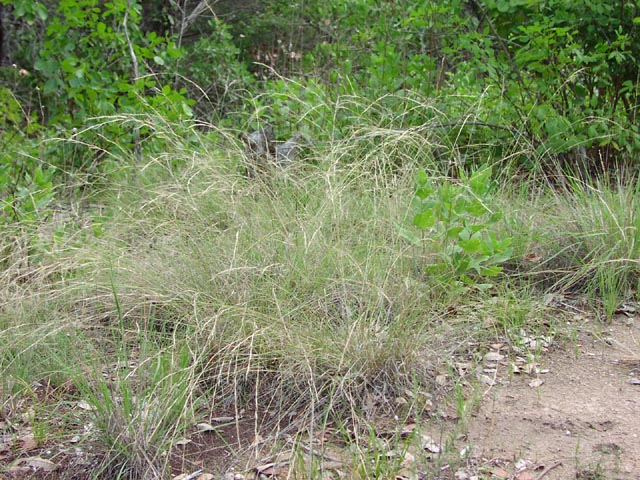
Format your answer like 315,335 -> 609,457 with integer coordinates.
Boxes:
535,461 -> 562,480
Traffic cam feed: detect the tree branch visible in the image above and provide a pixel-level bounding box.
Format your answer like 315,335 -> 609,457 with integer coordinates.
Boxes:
123,0 -> 141,162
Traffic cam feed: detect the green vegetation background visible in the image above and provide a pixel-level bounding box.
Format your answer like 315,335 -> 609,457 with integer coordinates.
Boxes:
2,0 -> 640,219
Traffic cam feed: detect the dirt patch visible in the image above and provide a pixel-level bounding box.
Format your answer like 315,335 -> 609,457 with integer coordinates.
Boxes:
464,316 -> 640,479
169,409 -> 267,478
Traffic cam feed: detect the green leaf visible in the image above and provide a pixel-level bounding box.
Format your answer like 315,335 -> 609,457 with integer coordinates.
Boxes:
479,265 -> 502,277
466,199 -> 489,217
68,76 -> 85,88
416,170 -> 429,186
469,166 -> 492,195
416,186 -> 434,200
14,1 -> 25,17
496,1 -> 511,13
459,237 -> 482,253
34,59 -> 58,75
43,77 -> 61,94
60,58 -> 77,73
457,228 -> 471,241
34,2 -> 48,21
446,226 -> 464,238
490,250 -> 513,264
453,255 -> 471,273
413,209 -> 435,229
488,212 -> 503,223
166,43 -> 183,59
181,102 -> 193,117
153,55 -> 165,66
453,197 -> 469,215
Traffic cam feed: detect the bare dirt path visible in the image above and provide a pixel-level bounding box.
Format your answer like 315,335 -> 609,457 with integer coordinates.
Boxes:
465,316 -> 640,479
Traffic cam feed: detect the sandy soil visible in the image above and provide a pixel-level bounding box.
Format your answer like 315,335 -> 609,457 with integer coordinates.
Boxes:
464,315 -> 640,479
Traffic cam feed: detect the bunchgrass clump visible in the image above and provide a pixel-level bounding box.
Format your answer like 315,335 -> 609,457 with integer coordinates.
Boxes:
551,171 -> 640,317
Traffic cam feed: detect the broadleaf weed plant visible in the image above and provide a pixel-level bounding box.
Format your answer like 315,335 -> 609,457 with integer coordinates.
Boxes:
405,166 -> 513,288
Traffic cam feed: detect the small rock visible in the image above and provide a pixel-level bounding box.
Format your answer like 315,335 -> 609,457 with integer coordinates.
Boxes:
77,400 -> 94,411
196,423 -> 216,432
516,472 -> 535,480
420,434 -> 441,453
491,466 -> 510,478
484,352 -> 504,362
622,317 -> 635,327
454,469 -> 470,479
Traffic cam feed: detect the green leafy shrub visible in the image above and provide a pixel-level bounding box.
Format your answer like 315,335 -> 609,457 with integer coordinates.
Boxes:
33,0 -> 186,121
4,0 -> 191,172
405,166 -> 512,287
451,0 -> 640,170
275,0 -> 640,172
259,77 -> 332,137
0,0 -> 199,220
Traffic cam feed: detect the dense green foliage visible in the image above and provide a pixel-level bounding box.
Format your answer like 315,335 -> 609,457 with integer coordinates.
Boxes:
210,0 -> 640,164
1,0 -> 193,223
1,0 -> 640,218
